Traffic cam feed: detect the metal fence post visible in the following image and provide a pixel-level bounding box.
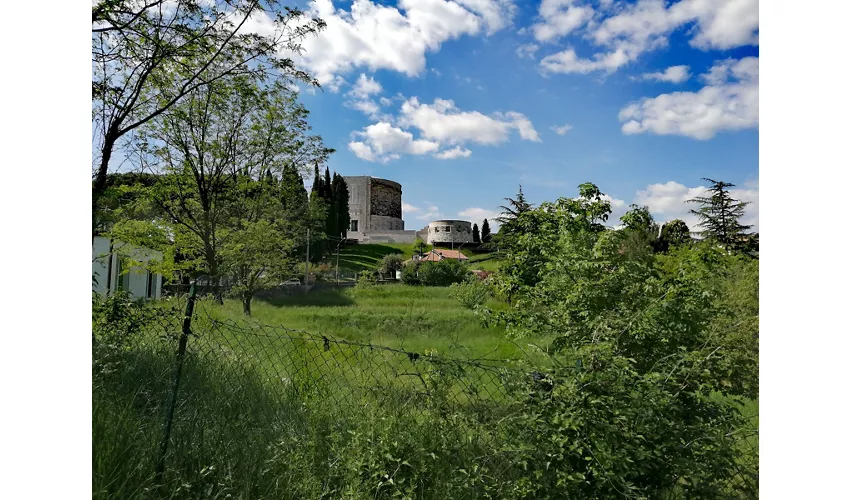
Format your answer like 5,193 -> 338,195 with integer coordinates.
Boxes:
155,282 -> 197,485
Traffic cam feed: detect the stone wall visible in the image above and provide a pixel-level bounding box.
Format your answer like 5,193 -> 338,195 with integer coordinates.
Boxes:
426,220 -> 473,245
371,215 -> 405,230
348,230 -> 418,244
344,176 -> 372,232
369,178 -> 402,219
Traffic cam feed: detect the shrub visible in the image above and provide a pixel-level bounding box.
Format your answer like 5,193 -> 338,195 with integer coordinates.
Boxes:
448,278 -> 490,309
400,261 -> 421,285
379,253 -> 404,278
356,270 -> 377,288
418,259 -> 469,286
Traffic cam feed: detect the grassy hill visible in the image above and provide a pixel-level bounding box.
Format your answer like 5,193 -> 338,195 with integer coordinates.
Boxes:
336,242 -> 502,272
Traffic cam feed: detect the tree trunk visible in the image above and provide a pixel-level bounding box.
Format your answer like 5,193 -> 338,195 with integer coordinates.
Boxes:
204,244 -> 224,305
92,130 -> 117,239
242,292 -> 252,316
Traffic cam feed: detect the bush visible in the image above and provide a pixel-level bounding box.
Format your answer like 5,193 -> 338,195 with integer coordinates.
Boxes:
449,278 -> 490,309
418,259 -> 469,286
356,270 -> 377,288
400,261 -> 421,285
379,253 -> 404,278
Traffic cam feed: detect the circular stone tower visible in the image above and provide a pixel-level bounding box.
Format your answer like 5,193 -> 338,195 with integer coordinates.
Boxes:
426,220 -> 473,245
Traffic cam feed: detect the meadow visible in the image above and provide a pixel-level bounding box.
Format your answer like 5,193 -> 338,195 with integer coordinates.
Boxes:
335,243 -> 502,274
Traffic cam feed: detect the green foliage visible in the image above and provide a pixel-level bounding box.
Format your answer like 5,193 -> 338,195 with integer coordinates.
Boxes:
356,270 -> 377,288
480,219 -> 491,243
417,259 -> 470,287
482,181 -> 758,496
688,178 -> 753,252
660,219 -> 692,249
378,253 -> 404,277
448,278 -> 490,309
400,261 -> 422,285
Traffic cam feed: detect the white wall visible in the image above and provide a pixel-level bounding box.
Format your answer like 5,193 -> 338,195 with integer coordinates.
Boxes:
92,236 -> 163,300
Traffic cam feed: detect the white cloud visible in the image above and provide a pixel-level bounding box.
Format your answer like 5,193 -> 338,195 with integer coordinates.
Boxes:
348,73 -> 383,99
415,204 -> 442,220
539,0 -> 758,75
458,207 -> 502,230
434,146 -> 472,159
540,46 -> 635,74
379,96 -> 394,106
638,64 -> 690,83
400,97 -> 540,145
550,124 -> 573,135
348,121 -> 440,163
516,43 -> 539,59
633,180 -> 759,231
290,0 -> 515,85
531,0 -> 595,43
347,99 -> 382,117
402,202 -> 420,213
619,56 -> 758,139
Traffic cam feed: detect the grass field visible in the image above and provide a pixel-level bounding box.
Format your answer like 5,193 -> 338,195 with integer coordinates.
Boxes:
216,284 -> 535,359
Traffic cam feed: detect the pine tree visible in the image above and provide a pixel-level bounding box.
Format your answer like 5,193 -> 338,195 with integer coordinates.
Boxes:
472,223 -> 480,243
496,185 -> 532,225
481,219 -> 491,243
688,178 -> 752,252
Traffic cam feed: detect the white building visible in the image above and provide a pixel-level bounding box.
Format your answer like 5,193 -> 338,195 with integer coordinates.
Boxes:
92,235 -> 163,299
425,220 -> 473,245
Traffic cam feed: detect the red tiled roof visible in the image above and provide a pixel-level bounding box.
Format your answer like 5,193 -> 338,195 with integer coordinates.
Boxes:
420,249 -> 468,261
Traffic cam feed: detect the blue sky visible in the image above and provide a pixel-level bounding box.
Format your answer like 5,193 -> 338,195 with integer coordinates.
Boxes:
250,0 -> 758,230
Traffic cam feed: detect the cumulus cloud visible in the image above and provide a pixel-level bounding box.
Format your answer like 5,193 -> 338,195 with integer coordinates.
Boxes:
550,124 -> 573,135
638,64 -> 690,83
414,204 -> 442,220
288,0 -> 515,86
399,97 -> 540,145
348,121 -> 440,162
434,146 -> 473,159
633,180 -> 759,231
348,73 -> 383,99
345,73 -> 386,117
619,56 -> 758,139
458,208 -> 502,229
349,96 -> 540,162
516,43 -> 539,59
538,0 -> 758,75
531,0 -> 594,43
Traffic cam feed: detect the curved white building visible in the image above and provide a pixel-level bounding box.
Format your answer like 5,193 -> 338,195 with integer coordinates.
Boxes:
426,219 -> 473,245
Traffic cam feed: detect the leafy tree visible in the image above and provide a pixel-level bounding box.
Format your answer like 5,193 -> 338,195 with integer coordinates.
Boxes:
480,219 -> 491,243
481,187 -> 758,496
619,204 -> 661,258
378,253 -> 404,278
92,0 -> 327,235
127,75 -> 331,308
417,259 -> 469,286
472,223 -> 480,244
688,178 -> 753,252
658,219 -> 692,251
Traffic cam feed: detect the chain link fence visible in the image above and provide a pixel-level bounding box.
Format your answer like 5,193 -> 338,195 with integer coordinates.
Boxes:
92,290 -> 758,498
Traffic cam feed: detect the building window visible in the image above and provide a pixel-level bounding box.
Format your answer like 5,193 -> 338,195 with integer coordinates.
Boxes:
350,220 -> 359,232
444,225 -> 452,232
146,271 -> 154,298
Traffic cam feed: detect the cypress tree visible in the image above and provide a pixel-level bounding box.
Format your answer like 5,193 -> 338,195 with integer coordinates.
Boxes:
472,223 -> 480,243
481,219 -> 491,243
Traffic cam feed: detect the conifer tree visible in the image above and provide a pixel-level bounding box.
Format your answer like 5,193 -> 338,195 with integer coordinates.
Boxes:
688,178 -> 752,252
472,223 -> 480,243
481,219 -> 491,243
